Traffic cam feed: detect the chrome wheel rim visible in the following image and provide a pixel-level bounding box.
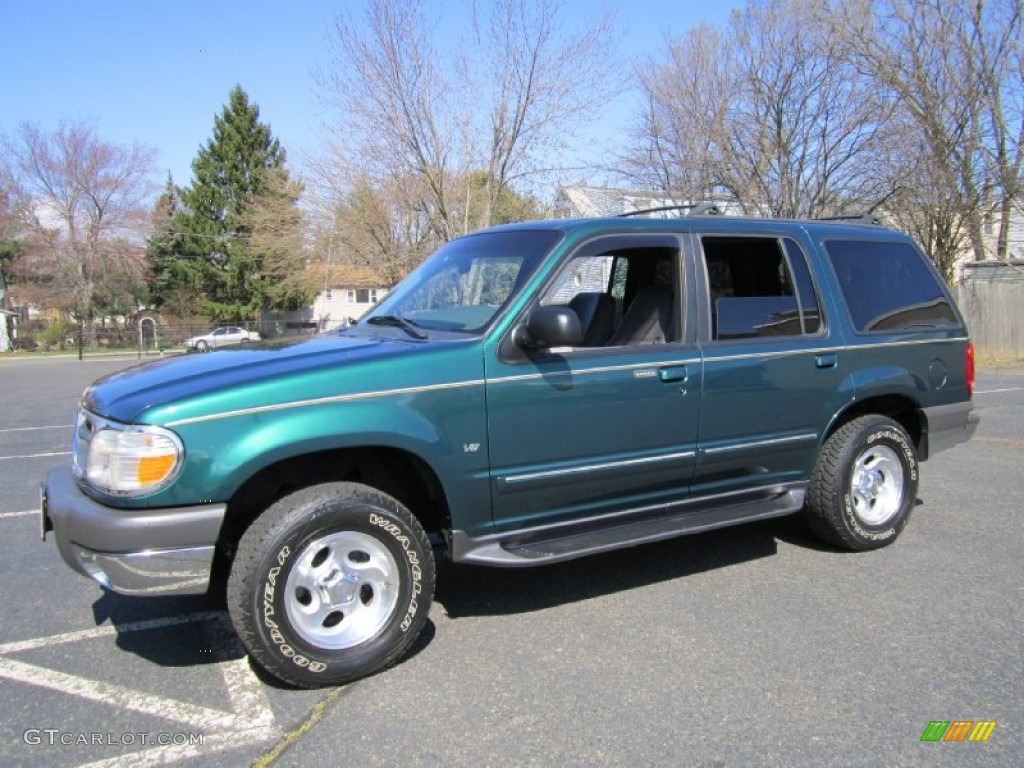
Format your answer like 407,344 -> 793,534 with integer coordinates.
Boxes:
284,531 -> 399,650
850,444 -> 905,526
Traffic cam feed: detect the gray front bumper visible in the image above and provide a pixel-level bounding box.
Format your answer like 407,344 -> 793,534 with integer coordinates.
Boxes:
42,467 -> 227,596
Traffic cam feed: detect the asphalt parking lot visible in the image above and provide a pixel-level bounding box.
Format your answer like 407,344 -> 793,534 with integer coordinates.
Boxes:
0,354 -> 1021,767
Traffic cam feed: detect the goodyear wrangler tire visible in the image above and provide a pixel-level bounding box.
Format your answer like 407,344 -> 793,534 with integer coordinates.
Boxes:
803,415 -> 919,551
227,482 -> 434,688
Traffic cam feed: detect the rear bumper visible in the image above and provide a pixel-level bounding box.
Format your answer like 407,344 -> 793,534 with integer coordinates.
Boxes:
922,401 -> 980,458
42,467 -> 226,596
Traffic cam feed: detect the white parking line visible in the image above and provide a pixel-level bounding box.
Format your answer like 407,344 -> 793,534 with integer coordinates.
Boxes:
975,387 -> 1024,394
0,451 -> 71,461
0,611 -> 281,767
0,510 -> 37,520
0,425 -> 71,434
0,656 -> 244,731
0,612 -> 226,654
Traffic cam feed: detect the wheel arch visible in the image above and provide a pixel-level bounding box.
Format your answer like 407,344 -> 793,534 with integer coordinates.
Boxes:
824,394 -> 924,454
212,445 -> 451,584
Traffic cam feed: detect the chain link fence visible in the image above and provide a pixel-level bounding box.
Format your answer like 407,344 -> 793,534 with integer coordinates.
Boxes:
7,319 -> 317,356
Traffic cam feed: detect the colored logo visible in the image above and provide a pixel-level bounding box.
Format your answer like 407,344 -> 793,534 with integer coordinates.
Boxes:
920,721 -> 997,742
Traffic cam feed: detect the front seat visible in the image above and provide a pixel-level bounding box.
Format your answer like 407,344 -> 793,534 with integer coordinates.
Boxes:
608,284 -> 673,345
569,292 -> 616,346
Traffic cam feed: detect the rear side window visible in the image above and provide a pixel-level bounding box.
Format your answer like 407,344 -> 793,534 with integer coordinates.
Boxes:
702,236 -> 821,340
825,240 -> 958,332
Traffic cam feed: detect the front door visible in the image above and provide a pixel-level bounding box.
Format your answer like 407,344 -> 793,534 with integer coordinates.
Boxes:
483,234 -> 702,534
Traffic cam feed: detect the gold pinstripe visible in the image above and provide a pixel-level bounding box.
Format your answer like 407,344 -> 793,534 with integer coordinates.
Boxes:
164,379 -> 486,427
163,337 -> 968,427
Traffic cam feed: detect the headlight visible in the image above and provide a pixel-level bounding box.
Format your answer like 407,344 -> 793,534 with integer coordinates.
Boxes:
77,417 -> 184,496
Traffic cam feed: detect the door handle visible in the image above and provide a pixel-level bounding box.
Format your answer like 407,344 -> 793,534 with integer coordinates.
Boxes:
815,353 -> 837,369
658,366 -> 689,383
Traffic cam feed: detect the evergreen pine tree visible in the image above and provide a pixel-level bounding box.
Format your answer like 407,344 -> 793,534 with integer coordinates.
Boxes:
168,85 -> 294,322
146,173 -> 203,319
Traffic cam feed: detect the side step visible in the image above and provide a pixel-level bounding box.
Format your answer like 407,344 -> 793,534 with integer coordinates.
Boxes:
449,485 -> 805,567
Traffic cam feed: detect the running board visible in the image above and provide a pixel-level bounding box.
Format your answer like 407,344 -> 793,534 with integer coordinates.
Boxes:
448,486 -> 805,567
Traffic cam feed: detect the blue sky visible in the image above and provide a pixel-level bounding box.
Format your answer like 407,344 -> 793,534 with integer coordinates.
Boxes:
1,1 -> 740,195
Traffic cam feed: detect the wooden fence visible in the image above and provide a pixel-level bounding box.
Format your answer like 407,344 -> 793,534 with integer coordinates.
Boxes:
956,262 -> 1024,360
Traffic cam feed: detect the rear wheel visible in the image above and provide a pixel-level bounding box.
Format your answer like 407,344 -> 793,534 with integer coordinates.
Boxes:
227,482 -> 434,687
803,415 -> 918,550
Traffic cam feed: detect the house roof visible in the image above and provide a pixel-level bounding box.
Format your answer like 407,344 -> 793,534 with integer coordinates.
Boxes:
961,260 -> 1024,283
554,186 -> 683,218
311,264 -> 389,289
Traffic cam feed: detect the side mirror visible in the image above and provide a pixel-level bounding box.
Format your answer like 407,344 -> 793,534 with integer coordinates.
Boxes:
516,306 -> 582,349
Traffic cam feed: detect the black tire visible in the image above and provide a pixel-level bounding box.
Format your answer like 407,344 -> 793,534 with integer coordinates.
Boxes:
803,415 -> 919,551
196,340 -> 209,352
227,482 -> 435,688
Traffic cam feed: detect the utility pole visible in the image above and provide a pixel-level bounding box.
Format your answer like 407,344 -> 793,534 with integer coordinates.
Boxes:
0,270 -> 12,353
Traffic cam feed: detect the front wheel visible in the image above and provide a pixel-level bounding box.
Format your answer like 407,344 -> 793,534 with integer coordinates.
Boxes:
227,482 -> 435,687
803,415 -> 919,551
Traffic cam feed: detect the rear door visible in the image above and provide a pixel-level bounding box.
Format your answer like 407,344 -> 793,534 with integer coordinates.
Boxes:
691,228 -> 849,496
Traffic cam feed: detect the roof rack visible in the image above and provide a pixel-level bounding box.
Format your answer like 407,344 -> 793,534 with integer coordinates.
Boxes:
618,202 -> 722,218
814,213 -> 887,227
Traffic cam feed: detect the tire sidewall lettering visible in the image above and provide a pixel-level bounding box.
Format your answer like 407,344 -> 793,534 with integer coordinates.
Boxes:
844,490 -> 897,541
262,547 -> 308,670
369,513 -> 423,633
867,428 -> 918,481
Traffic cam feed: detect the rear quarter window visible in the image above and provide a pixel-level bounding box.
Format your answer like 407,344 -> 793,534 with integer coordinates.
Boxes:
825,240 -> 959,332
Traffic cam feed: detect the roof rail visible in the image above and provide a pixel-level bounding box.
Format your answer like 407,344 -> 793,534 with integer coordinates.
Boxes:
814,213 -> 887,227
618,202 -> 722,218
690,202 -> 722,216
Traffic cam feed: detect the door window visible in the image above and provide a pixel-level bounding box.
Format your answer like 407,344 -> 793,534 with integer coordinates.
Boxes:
701,236 -> 822,340
539,238 -> 682,347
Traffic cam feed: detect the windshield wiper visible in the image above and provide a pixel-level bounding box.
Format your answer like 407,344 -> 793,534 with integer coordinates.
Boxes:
365,315 -> 428,340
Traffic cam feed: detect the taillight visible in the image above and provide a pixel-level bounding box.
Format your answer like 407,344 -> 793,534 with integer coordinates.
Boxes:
966,341 -> 975,397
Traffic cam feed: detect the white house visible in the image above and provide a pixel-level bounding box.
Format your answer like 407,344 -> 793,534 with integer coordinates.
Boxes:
311,266 -> 390,332
312,286 -> 389,331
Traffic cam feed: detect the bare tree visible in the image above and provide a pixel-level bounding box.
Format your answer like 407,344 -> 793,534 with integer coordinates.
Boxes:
837,0 -> 1023,262
317,0 -> 621,247
326,173 -> 437,288
468,0 -> 621,228
634,23 -> 733,201
970,0 -> 1024,260
879,113 -> 974,280
633,0 -> 895,218
3,120 -> 156,338
318,0 -> 461,243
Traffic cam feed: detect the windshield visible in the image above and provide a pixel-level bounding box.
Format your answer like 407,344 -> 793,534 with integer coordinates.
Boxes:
359,229 -> 561,335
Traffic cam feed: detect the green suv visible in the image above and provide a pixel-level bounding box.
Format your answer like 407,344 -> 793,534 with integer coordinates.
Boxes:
41,212 -> 978,687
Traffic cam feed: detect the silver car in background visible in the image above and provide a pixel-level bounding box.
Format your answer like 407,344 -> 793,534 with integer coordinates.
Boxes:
183,326 -> 261,351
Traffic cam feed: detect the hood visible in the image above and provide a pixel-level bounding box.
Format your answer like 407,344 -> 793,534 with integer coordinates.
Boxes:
83,334 -> 425,424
